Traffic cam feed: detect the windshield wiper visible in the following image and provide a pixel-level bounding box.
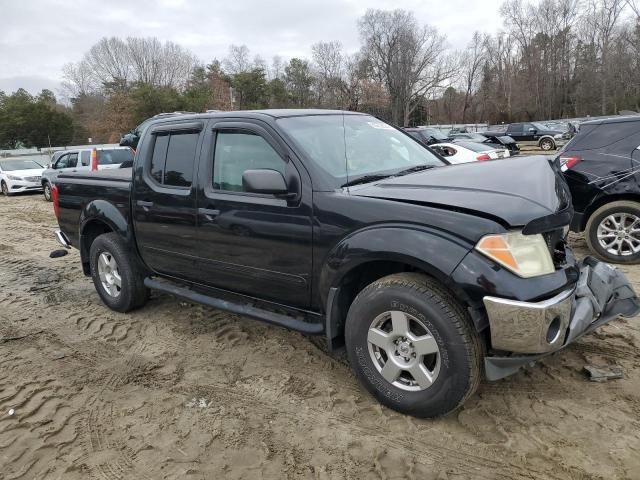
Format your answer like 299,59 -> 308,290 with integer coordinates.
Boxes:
341,174 -> 392,188
393,165 -> 437,177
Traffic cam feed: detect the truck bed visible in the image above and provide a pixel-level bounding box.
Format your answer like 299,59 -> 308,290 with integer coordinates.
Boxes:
58,167 -> 133,183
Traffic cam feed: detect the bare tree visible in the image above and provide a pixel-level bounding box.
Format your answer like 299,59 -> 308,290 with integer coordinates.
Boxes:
61,61 -> 97,98
585,0 -> 627,114
223,45 -> 252,74
359,9 -> 456,126
311,41 -> 344,107
459,32 -> 486,122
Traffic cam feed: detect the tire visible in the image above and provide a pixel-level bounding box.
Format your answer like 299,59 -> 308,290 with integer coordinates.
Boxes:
89,232 -> 149,312
345,272 -> 482,418
539,138 -> 555,151
43,182 -> 52,202
1,181 -> 11,197
585,200 -> 640,264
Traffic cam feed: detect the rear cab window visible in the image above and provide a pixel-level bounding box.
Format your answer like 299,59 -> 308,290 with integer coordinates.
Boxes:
98,149 -> 134,166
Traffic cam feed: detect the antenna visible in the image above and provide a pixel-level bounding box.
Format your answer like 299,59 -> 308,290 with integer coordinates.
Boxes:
342,111 -> 349,189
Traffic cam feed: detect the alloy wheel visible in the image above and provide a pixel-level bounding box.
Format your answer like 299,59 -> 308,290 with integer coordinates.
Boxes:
597,213 -> 640,257
97,251 -> 122,297
367,310 -> 441,391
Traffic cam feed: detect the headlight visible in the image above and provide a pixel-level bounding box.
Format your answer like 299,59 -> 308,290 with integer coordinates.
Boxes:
475,231 -> 555,278
6,175 -> 23,181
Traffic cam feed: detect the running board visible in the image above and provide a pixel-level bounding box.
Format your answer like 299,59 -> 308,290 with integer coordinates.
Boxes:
144,277 -> 324,334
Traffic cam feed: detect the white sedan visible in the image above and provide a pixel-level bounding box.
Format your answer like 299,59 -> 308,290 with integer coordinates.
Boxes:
431,141 -> 510,164
0,158 -> 46,196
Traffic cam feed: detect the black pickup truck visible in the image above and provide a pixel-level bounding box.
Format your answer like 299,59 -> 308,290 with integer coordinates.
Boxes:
483,122 -> 569,151
52,110 -> 639,417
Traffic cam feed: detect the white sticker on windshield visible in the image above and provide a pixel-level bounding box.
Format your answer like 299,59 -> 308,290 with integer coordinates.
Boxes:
367,121 -> 394,130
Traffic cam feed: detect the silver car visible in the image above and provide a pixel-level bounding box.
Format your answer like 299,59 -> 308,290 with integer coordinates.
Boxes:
41,147 -> 134,201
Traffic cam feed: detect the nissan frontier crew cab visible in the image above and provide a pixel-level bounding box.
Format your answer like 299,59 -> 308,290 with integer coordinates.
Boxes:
51,110 -> 640,418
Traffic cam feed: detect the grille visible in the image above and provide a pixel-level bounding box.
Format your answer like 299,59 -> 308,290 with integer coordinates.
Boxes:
24,176 -> 41,182
543,228 -> 567,266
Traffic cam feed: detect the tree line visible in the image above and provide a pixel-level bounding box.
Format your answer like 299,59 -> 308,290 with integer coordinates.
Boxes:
1,1 -> 639,148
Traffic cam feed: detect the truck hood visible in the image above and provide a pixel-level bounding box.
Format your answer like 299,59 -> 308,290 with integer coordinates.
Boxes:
349,156 -> 569,228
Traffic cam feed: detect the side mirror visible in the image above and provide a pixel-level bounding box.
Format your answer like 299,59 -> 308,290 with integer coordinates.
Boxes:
529,128 -> 537,134
242,169 -> 288,195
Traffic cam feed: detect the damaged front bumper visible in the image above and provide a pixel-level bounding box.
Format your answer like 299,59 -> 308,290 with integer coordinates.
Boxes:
483,257 -> 640,380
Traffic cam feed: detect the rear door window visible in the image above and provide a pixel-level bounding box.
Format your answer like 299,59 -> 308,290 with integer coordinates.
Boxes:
80,150 -> 91,166
569,121 -> 640,151
149,131 -> 199,188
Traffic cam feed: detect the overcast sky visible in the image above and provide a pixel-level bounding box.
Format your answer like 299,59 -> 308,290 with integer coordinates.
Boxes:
0,0 -> 504,97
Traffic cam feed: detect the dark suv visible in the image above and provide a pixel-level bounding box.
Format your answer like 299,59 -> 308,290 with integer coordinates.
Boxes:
562,115 -> 640,263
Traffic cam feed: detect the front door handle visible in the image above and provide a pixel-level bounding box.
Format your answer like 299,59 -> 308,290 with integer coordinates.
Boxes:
137,200 -> 154,207
197,207 -> 220,221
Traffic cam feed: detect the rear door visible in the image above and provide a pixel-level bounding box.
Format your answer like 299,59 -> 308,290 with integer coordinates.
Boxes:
193,119 -> 313,308
132,121 -> 203,279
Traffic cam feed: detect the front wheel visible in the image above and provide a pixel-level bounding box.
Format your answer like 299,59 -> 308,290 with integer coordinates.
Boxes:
586,201 -> 640,264
1,181 -> 11,197
89,232 -> 149,312
345,273 -> 482,418
43,182 -> 52,202
539,138 -> 555,151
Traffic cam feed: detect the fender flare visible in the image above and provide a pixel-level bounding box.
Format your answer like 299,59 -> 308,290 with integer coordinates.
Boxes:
318,225 -> 474,345
78,199 -> 130,266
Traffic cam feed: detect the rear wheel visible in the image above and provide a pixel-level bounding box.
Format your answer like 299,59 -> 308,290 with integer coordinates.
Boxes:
90,232 -> 149,312
345,273 -> 482,418
586,201 -> 640,264
539,138 -> 555,151
43,182 -> 52,202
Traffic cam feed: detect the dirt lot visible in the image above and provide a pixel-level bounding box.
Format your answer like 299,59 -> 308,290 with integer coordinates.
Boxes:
1,194 -> 640,480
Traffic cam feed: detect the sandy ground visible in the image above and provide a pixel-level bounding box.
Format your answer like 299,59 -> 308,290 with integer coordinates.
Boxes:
1,194 -> 640,480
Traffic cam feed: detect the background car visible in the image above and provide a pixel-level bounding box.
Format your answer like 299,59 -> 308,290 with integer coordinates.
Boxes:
41,146 -> 134,201
449,132 -> 521,156
430,141 -> 510,164
0,158 -> 46,196
561,115 -> 640,263
403,127 -> 450,146
483,122 -> 567,151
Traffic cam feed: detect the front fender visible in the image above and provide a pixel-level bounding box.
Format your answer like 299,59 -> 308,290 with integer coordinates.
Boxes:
318,224 -> 474,306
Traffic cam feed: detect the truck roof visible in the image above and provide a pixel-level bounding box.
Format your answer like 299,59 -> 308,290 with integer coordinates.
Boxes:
580,115 -> 640,126
148,109 -> 367,123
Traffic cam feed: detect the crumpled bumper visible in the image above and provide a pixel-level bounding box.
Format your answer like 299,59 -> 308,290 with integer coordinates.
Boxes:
483,257 -> 640,380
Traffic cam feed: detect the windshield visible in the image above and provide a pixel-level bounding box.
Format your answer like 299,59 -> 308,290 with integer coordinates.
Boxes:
532,122 -> 549,131
0,159 -> 43,171
99,149 -> 134,165
278,114 -> 445,185
422,128 -> 448,141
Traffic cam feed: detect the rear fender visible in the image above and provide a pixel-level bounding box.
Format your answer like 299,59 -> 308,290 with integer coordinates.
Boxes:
78,199 -> 130,270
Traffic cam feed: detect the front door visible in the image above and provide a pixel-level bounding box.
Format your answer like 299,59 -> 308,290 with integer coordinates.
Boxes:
194,120 -> 313,308
132,121 -> 203,280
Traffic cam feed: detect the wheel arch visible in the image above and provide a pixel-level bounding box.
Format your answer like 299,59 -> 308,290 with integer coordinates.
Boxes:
78,200 -> 129,275
538,135 -> 556,149
320,226 -> 475,349
581,193 -> 640,231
